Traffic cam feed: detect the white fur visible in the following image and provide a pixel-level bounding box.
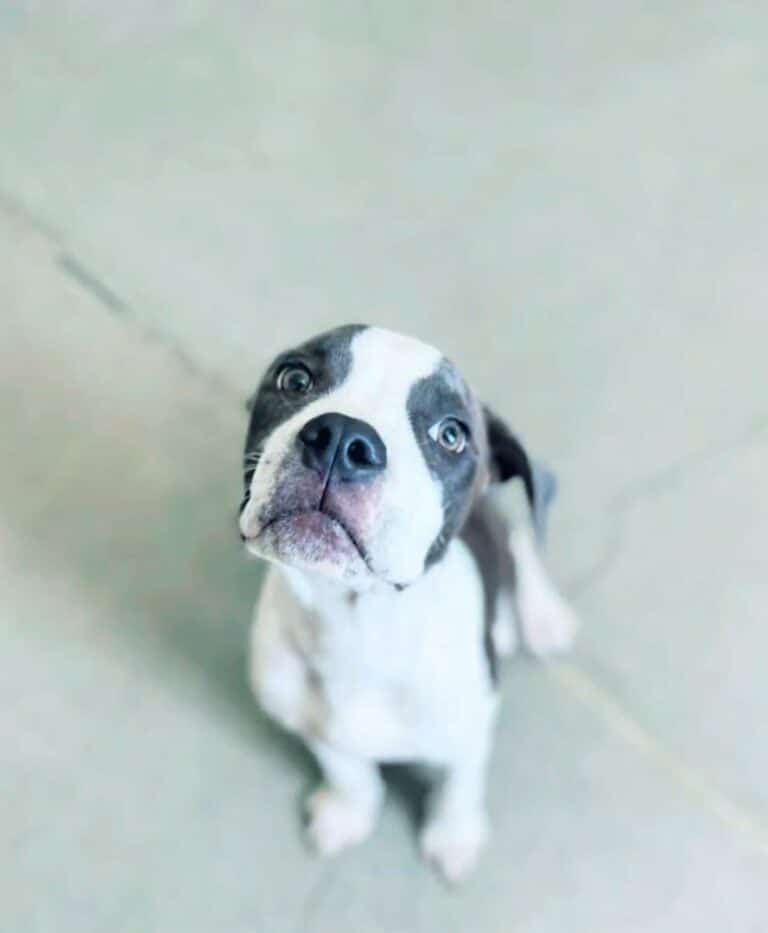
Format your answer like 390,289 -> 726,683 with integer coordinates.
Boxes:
251,539 -> 499,880
252,541 -> 495,763
305,741 -> 384,855
509,526 -> 579,656
491,591 -> 519,658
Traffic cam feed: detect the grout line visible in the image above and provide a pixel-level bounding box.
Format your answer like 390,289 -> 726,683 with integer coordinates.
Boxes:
564,415 -> 768,600
1,186 -> 244,406
547,660 -> 768,854
55,248 -> 243,404
291,861 -> 340,933
565,519 -> 625,599
58,252 -> 128,314
607,415 -> 768,515
0,189 -> 63,243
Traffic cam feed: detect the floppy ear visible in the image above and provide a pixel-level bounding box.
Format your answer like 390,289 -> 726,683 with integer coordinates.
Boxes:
484,407 -> 558,544
484,407 -> 535,501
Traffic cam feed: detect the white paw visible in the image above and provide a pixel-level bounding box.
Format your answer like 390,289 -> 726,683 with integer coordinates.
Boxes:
508,527 -> 579,658
521,591 -> 579,658
493,618 -> 517,658
420,812 -> 489,884
305,786 -> 377,857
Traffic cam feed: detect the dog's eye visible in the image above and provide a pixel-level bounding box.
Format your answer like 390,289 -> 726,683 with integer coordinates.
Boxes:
276,364 -> 313,396
429,417 -> 468,454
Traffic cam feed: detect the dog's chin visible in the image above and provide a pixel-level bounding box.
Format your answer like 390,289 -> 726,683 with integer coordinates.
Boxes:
244,510 -> 370,581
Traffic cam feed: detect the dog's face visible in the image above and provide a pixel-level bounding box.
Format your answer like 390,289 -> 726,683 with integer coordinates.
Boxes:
239,326 -> 534,588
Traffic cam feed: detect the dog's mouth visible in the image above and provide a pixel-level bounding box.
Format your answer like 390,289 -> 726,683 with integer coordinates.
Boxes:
244,508 -> 373,574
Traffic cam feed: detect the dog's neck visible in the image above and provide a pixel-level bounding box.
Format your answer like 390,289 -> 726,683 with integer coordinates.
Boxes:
276,562 -> 400,614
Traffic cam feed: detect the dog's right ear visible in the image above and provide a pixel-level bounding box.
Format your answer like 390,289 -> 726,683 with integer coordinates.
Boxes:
483,406 -> 557,544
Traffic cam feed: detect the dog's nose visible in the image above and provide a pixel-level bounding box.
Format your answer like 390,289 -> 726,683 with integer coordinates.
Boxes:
298,413 -> 387,482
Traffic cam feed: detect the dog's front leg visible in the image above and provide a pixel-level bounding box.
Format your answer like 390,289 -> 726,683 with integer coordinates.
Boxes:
420,722 -> 493,884
305,740 -> 384,857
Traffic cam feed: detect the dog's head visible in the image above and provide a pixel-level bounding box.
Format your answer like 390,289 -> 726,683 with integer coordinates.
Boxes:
239,325 -> 536,588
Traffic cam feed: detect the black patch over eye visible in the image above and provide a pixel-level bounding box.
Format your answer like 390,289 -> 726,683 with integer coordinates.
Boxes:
276,363 -> 313,396
429,417 -> 469,454
408,361 -> 478,570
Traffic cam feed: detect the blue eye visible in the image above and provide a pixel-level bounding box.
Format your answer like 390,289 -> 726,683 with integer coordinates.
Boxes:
276,364 -> 313,395
429,417 -> 468,454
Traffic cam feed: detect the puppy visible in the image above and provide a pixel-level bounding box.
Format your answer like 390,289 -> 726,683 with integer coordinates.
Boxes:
239,325 -> 577,882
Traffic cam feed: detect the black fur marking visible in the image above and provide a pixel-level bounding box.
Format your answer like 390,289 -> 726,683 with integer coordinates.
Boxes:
407,361 -> 479,569
484,407 -> 535,513
459,497 -> 516,687
242,325 -> 367,498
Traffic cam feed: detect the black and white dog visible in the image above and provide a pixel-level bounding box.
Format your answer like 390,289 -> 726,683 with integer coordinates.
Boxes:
239,325 -> 577,882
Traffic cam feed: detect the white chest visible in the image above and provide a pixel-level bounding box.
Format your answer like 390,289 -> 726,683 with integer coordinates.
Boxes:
259,542 -> 496,764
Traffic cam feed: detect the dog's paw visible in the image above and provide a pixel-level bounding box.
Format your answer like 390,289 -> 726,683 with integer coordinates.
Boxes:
492,594 -> 519,658
420,812 -> 489,884
305,786 -> 377,857
521,590 -> 579,658
492,618 -> 517,658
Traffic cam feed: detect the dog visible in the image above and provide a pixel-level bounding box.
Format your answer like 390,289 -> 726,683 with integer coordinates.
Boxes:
238,325 -> 577,882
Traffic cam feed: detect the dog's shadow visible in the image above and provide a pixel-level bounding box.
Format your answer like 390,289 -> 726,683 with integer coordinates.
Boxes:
4,337 -> 431,826
103,485 -> 317,780
1,333 -> 315,786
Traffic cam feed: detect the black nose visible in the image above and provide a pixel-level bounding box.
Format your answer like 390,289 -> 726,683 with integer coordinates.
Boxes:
298,413 -> 387,483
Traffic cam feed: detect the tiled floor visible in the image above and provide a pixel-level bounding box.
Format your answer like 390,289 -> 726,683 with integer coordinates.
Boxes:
2,4 -> 767,930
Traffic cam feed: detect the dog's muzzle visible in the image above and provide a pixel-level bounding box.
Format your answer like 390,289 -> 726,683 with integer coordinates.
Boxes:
239,413 -> 387,574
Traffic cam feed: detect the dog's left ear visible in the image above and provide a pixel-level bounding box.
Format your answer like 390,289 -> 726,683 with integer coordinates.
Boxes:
484,407 -> 535,504
484,407 -> 557,544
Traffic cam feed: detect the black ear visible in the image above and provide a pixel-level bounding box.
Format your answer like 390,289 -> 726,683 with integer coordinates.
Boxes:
484,407 -> 535,511
484,407 -> 559,545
